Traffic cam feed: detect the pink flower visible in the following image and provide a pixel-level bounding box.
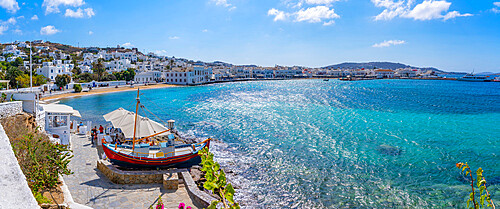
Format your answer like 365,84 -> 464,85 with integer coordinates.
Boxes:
187,207 -> 192,209
178,202 -> 186,209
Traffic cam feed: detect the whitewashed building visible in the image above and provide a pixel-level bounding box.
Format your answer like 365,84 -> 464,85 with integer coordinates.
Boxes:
374,69 -> 395,78
134,71 -> 163,84
105,59 -> 134,72
164,66 -> 213,85
37,61 -> 74,81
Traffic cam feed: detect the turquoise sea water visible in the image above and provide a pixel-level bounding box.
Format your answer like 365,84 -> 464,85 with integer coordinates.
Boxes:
60,79 -> 500,208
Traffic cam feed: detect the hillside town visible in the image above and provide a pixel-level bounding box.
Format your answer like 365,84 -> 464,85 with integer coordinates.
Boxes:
0,40 -> 441,91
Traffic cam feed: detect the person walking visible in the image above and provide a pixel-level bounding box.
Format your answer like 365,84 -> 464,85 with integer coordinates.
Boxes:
99,125 -> 104,134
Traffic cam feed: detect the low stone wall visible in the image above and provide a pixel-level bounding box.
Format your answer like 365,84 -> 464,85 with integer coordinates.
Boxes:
97,160 -> 186,184
180,171 -> 218,207
0,101 -> 23,119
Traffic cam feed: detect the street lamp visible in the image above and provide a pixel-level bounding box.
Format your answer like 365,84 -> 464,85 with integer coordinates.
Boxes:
29,41 -> 33,92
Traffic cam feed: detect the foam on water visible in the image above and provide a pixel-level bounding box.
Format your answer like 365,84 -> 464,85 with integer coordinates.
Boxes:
60,79 -> 500,208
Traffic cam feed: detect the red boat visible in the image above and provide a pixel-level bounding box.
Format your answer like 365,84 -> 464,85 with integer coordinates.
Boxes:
102,138 -> 210,168
100,88 -> 211,168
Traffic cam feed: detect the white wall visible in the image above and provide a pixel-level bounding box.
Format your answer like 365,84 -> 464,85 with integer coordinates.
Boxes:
0,124 -> 40,209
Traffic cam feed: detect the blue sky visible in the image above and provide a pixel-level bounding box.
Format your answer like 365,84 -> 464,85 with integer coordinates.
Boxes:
1,0 -> 500,72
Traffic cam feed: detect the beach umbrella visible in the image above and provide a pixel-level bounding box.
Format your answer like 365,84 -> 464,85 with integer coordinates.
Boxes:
103,108 -> 170,138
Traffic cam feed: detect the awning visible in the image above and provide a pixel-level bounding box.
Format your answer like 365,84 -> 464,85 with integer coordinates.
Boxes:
41,104 -> 81,117
103,108 -> 170,138
73,110 -> 82,117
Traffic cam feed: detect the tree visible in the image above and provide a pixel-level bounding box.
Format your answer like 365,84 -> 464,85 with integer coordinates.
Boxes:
34,75 -> 48,86
92,60 -> 105,81
123,68 -> 136,81
15,74 -> 31,88
6,66 -> 23,87
55,74 -> 71,89
73,84 -> 82,93
11,57 -> 24,67
72,66 -> 82,76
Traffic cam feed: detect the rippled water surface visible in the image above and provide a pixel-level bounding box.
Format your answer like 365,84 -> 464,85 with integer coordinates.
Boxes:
60,79 -> 500,208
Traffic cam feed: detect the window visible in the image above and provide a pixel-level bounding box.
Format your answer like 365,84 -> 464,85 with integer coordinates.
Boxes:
184,79 -> 186,82
51,69 -> 53,73
48,115 -> 67,128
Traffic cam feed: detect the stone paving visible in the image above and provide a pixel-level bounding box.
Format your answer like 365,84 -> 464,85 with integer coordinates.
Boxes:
63,134 -> 201,209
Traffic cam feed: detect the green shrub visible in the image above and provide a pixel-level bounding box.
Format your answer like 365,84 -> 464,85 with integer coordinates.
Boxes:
199,148 -> 239,209
73,84 -> 82,93
456,162 -> 496,209
10,134 -> 73,194
33,191 -> 51,204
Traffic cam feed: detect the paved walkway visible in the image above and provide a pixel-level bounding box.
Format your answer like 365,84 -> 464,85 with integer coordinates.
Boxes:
63,134 -> 200,209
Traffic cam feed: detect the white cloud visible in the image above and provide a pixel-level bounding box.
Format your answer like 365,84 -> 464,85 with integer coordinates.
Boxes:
373,40 -> 406,48
121,42 -> 133,48
64,7 -> 94,18
212,0 -> 235,10
268,8 -> 288,21
0,17 -> 16,34
13,28 -> 21,34
31,15 -> 39,20
84,8 -> 94,17
88,30 -> 93,35
169,36 -> 180,40
372,0 -> 472,21
40,25 -> 61,35
442,10 -> 472,20
323,20 -> 335,25
295,5 -> 339,23
304,0 -> 339,5
154,50 -> 167,56
43,0 -> 85,14
6,17 -> 16,24
202,29 -> 208,32
0,0 -> 20,13
493,2 -> 500,13
267,4 -> 340,25
406,0 -> 450,20
0,25 -> 7,34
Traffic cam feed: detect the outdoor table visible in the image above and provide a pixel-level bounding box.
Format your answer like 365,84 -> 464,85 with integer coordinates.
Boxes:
79,126 -> 87,135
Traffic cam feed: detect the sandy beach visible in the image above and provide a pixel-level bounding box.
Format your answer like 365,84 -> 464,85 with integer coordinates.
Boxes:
41,83 -> 179,101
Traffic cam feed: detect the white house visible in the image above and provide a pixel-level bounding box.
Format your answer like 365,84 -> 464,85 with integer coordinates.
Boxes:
37,61 -> 73,81
105,59 -> 134,72
374,69 -> 395,78
395,68 -> 419,78
134,71 -> 163,84
164,66 -> 213,85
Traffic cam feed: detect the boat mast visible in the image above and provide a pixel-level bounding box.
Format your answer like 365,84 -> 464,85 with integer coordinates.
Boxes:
132,88 -> 140,151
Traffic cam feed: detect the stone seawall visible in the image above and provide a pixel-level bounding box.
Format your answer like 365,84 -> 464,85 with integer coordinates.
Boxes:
0,101 -> 23,119
0,123 -> 40,208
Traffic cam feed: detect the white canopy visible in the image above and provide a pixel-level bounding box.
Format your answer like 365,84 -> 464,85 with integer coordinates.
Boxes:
41,104 -> 81,117
103,108 -> 170,138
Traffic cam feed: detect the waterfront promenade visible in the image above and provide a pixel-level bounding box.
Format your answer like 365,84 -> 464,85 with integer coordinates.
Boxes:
63,134 -> 199,209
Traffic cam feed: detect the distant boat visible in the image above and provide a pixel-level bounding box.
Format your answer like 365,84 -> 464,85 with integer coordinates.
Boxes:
457,72 -> 491,82
323,79 -> 329,81
494,77 -> 500,82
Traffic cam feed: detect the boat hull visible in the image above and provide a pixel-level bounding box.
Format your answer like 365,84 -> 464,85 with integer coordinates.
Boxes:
102,140 -> 210,168
457,78 -> 491,82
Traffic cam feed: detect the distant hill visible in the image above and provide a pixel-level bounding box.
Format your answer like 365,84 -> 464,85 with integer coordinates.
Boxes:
323,62 -> 442,72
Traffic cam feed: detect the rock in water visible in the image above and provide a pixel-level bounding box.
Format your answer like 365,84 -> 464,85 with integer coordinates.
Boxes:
377,144 -> 402,156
